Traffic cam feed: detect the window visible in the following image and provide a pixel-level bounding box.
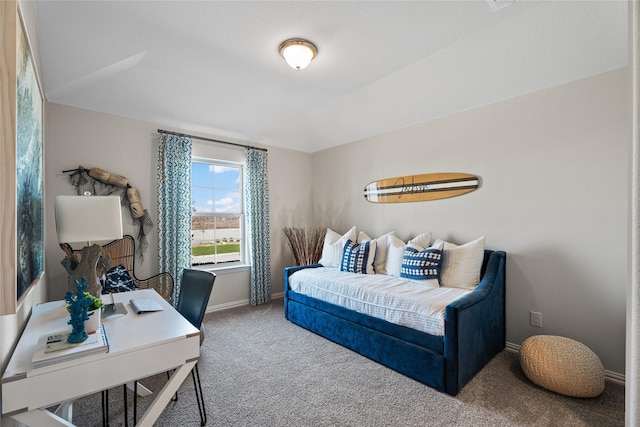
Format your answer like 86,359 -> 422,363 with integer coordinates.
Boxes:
191,159 -> 244,267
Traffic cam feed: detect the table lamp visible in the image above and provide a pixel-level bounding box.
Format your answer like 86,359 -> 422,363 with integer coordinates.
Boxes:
55,194 -> 123,296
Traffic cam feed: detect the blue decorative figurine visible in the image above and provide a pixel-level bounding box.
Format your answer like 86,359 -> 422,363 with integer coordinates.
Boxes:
65,278 -> 93,343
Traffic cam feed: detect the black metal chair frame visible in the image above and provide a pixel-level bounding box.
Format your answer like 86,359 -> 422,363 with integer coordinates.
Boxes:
172,269 -> 216,426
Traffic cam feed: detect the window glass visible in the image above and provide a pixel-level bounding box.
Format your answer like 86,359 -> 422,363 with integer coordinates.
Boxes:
191,160 -> 243,266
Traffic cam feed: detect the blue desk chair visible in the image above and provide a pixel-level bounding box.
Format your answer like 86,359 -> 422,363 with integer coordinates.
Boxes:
126,269 -> 215,426
172,269 -> 216,426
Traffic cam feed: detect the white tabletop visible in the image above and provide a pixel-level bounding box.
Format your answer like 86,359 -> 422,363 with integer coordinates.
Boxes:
2,289 -> 200,419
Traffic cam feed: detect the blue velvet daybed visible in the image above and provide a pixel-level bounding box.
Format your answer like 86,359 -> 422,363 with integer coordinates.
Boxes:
284,249 -> 506,396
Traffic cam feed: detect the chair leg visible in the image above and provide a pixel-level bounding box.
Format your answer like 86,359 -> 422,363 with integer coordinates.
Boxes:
191,363 -> 207,426
106,389 -> 110,426
101,389 -> 109,427
133,380 -> 138,426
123,384 -> 128,427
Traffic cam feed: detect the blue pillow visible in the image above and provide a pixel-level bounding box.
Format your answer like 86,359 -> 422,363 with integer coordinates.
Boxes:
400,244 -> 443,285
340,239 -> 376,274
102,264 -> 137,294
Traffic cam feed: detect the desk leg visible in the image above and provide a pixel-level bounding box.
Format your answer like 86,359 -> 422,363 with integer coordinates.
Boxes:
53,402 -> 73,421
126,381 -> 153,397
135,360 -> 196,427
10,409 -> 74,427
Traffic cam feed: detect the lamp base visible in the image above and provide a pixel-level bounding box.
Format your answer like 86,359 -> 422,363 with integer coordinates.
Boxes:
60,244 -> 110,296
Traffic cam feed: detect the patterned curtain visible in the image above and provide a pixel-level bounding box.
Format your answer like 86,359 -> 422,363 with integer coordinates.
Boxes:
244,149 -> 271,305
157,134 -> 192,303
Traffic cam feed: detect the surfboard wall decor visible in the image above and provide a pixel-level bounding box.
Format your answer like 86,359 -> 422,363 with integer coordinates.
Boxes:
364,173 -> 480,204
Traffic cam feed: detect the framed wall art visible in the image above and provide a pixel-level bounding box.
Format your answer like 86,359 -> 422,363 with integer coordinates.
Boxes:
0,1 -> 44,315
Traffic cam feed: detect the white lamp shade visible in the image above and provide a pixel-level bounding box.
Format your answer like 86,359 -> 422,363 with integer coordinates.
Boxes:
55,195 -> 123,244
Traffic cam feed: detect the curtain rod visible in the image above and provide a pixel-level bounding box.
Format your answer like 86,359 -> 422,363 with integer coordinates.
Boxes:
157,129 -> 267,152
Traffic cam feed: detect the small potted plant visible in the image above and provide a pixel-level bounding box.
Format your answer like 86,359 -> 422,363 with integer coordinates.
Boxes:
67,290 -> 104,334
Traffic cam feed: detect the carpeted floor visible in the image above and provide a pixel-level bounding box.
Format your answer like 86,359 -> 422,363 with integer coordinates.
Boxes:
70,299 -> 625,426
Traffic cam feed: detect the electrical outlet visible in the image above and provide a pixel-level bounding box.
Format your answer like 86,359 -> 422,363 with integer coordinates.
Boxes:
530,311 -> 542,328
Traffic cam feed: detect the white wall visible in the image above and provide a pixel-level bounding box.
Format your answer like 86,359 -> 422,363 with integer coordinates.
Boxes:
268,143 -> 315,293
311,69 -> 629,376
44,103 -> 313,307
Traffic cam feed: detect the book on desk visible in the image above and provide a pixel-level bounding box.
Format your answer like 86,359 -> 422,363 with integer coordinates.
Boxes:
32,324 -> 109,369
129,298 -> 164,314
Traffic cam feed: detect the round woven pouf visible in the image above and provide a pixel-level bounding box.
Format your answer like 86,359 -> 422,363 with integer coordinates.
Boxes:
520,335 -> 604,398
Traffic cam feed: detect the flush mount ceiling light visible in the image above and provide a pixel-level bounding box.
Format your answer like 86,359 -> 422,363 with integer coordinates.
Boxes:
279,38 -> 317,71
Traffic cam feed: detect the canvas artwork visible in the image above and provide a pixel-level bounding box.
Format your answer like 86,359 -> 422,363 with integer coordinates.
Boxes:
16,15 -> 44,300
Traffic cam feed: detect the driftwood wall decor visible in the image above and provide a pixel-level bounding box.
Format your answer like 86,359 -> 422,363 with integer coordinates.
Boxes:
62,166 -> 153,259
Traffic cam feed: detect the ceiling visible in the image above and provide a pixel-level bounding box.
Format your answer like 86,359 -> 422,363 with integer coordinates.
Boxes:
34,1 -> 628,153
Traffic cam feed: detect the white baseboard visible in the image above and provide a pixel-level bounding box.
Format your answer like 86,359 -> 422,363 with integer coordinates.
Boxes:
505,341 -> 625,385
505,342 -> 520,353
205,299 -> 250,313
204,292 -> 284,313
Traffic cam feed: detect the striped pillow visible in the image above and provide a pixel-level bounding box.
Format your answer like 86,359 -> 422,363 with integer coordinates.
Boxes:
400,242 -> 444,286
340,239 -> 377,274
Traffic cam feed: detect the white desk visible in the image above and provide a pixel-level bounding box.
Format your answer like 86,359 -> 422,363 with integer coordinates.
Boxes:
1,289 -> 200,426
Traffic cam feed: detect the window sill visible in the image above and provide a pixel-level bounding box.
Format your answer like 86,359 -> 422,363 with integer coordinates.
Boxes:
191,263 -> 251,275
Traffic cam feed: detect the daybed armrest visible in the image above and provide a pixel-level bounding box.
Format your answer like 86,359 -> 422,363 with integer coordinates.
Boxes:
284,264 -> 322,318
284,263 -> 322,279
444,250 -> 506,395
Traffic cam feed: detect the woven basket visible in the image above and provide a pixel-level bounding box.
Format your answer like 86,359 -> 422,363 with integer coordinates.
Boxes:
520,335 -> 604,398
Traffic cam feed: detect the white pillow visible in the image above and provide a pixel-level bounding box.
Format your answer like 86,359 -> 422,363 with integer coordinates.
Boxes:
435,236 -> 486,289
408,232 -> 432,249
357,231 -> 371,243
384,234 -> 407,277
406,239 -> 443,253
358,231 -> 396,275
319,226 -> 357,268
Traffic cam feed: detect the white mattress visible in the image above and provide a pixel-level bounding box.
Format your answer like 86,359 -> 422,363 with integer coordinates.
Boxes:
288,267 -> 471,336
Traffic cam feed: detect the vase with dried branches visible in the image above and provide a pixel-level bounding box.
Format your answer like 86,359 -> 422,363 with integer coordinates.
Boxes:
283,227 -> 327,266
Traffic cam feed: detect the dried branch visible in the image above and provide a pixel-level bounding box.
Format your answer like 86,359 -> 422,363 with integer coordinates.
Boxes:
283,227 -> 327,265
